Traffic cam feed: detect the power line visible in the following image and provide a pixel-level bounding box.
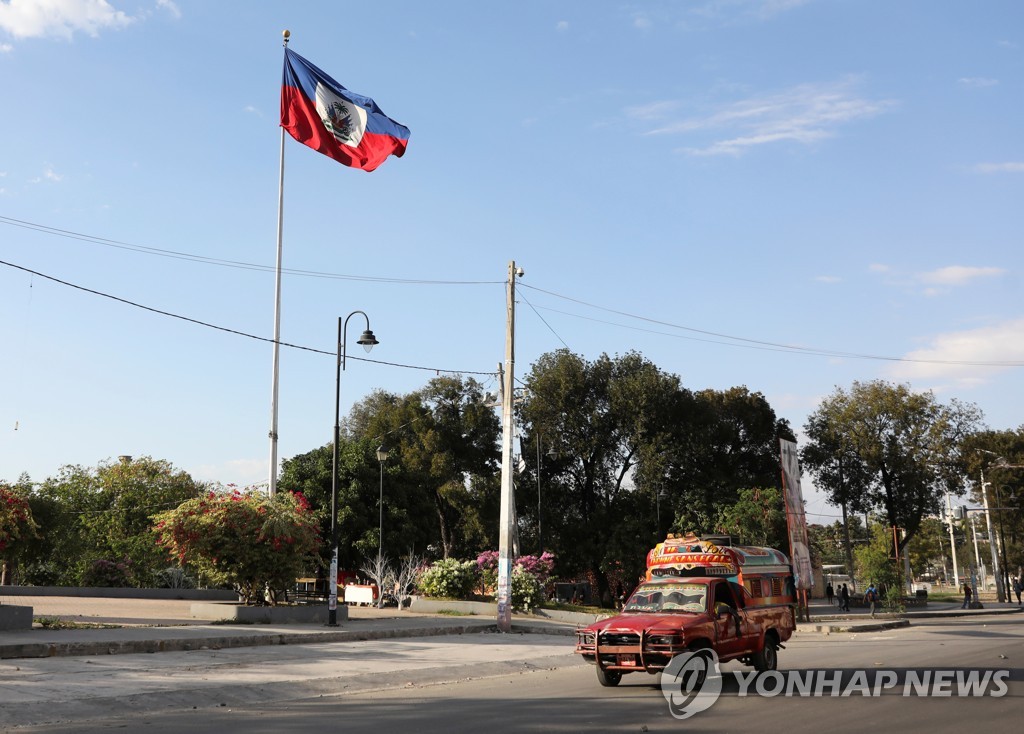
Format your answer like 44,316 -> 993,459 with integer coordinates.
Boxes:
7,213 -> 1023,369
518,283 -> 1024,368
0,259 -> 496,377
0,215 -> 500,286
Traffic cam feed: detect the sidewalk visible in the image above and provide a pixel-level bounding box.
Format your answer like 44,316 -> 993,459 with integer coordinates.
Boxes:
0,596 -> 574,660
1,594 -> 1020,661
805,597 -> 1023,633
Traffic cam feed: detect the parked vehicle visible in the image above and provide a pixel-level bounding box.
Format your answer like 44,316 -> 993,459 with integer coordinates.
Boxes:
575,533 -> 797,686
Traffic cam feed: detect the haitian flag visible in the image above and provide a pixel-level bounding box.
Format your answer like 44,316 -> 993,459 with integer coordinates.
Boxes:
281,48 -> 410,172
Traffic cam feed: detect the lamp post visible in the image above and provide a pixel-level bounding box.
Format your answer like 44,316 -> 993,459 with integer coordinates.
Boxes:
376,445 -> 389,556
328,311 -> 379,627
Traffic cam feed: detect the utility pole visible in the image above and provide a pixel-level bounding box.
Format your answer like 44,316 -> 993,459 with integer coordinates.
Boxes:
980,467 -> 1004,602
945,493 -> 960,588
496,261 -> 523,633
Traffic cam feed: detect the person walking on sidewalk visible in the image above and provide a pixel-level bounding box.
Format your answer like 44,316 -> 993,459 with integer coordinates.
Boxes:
839,583 -> 850,612
865,583 -> 879,618
1012,577 -> 1022,606
961,582 -> 973,609
826,582 -> 834,606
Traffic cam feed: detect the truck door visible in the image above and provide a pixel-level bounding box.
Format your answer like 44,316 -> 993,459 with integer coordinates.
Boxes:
711,581 -> 744,656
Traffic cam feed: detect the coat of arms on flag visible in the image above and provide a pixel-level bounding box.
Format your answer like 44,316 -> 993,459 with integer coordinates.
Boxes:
281,48 -> 409,172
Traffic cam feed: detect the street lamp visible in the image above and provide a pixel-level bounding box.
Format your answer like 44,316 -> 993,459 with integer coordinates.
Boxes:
376,445 -> 389,556
328,311 -> 379,627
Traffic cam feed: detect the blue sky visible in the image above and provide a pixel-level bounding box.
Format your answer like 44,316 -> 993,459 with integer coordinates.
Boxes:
1,0 -> 1022,527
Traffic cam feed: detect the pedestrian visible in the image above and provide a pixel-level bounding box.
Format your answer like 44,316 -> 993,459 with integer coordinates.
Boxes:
840,583 -> 850,612
1012,577 -> 1022,606
826,582 -> 834,606
865,583 -> 879,618
961,582 -> 973,609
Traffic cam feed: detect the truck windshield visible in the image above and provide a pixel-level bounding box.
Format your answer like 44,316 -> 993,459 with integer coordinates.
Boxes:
623,582 -> 707,614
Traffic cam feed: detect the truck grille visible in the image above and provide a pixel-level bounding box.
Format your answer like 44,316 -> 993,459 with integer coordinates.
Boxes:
599,632 -> 640,647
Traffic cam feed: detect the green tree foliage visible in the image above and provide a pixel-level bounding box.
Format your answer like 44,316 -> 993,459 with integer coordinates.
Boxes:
854,523 -> 903,596
906,517 -> 953,581
347,376 -> 500,559
715,487 -> 787,549
801,380 -> 982,557
961,428 -> 1024,578
21,457 -> 203,586
519,351 -> 794,605
153,489 -> 320,604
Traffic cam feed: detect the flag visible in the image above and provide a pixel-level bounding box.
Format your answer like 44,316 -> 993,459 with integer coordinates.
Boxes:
281,48 -> 410,172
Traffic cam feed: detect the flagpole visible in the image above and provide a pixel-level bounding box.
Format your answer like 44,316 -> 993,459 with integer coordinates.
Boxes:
268,29 -> 291,496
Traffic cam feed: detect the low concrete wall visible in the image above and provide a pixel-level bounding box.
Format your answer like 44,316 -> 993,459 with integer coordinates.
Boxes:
409,597 -> 600,625
0,605 -> 33,631
0,586 -> 239,601
190,602 -> 347,624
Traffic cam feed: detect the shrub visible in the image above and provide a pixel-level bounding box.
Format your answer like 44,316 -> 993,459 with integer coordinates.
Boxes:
155,566 -> 196,589
417,558 -> 480,599
153,489 -> 321,605
0,484 -> 39,560
81,558 -> 134,587
511,565 -> 544,612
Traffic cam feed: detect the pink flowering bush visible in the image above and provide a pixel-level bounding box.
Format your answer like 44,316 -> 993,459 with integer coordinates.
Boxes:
476,550 -> 556,611
153,489 -> 321,605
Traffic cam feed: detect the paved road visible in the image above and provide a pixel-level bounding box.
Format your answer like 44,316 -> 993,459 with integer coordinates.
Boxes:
4,615 -> 1022,732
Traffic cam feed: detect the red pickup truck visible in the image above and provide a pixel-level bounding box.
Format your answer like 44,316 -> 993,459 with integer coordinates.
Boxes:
575,534 -> 797,687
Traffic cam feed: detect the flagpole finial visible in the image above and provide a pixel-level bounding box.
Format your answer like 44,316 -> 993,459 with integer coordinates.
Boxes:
282,29 -> 290,46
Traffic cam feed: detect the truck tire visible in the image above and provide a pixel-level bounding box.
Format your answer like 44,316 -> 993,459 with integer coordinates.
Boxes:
753,635 -> 778,672
596,666 -> 622,687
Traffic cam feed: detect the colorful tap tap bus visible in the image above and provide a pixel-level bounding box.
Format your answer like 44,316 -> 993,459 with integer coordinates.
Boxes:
575,532 -> 797,687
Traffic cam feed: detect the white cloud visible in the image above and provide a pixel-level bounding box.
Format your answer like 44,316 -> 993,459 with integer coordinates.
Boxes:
555,20 -> 568,32
633,14 -> 652,30
30,165 -> 63,183
156,0 -> 180,20
886,318 -> 1024,386
918,265 -> 1005,286
815,275 -> 841,283
645,78 -> 893,157
958,77 -> 998,88
688,0 -> 815,23
974,162 -> 1024,174
1,41 -> 12,52
869,263 -> 890,273
0,0 -> 133,40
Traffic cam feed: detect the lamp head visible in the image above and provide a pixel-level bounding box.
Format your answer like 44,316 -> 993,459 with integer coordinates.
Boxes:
357,329 -> 379,353
376,445 -> 390,462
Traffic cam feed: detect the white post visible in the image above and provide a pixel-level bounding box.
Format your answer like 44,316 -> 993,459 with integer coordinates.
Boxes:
946,493 -> 959,588
496,261 -> 519,633
268,33 -> 290,496
981,470 -> 1004,602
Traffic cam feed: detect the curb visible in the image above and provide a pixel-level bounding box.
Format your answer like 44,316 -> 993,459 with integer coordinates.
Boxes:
0,619 -> 574,661
805,619 -> 911,634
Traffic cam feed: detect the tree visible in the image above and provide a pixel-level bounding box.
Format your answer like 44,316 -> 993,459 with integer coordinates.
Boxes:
347,376 -> 501,559
20,457 -> 204,586
802,380 -> 982,561
0,482 -> 39,585
715,487 -> 787,549
153,489 -> 320,605
659,386 -> 795,536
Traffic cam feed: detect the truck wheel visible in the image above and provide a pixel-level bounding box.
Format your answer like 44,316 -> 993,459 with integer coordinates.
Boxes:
753,637 -> 778,672
596,666 -> 622,687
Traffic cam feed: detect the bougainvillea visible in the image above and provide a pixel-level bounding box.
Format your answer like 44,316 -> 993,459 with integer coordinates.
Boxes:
152,489 -> 321,605
0,484 -> 39,559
